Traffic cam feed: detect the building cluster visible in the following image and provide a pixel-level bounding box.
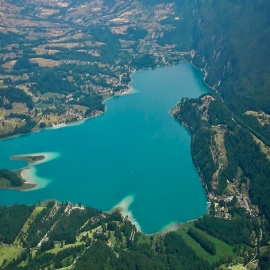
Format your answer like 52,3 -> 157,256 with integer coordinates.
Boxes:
208,180 -> 258,221
0,117 -> 25,123
65,108 -> 84,120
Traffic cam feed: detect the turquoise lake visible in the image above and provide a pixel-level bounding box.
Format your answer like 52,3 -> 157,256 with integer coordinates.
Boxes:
0,64 -> 208,233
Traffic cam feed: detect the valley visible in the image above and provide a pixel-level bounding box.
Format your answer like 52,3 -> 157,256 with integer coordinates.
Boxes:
0,0 -> 270,269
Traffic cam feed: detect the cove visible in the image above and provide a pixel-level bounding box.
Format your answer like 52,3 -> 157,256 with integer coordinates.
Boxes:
0,64 -> 208,233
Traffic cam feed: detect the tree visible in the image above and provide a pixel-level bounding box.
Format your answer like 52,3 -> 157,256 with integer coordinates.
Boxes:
13,57 -> 33,71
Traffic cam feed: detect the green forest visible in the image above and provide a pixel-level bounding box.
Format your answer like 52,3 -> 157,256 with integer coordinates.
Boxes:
0,169 -> 23,187
0,202 -> 243,269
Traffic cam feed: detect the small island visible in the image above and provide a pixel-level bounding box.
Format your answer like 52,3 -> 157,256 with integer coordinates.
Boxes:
10,154 -> 45,164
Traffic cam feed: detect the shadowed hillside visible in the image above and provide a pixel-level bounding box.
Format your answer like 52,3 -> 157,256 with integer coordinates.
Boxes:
193,0 -> 270,120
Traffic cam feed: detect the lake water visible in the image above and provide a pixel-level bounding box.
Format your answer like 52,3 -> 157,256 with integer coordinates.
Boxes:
0,64 -> 208,233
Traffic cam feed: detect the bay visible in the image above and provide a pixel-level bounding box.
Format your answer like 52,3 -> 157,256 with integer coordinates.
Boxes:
0,63 -> 208,233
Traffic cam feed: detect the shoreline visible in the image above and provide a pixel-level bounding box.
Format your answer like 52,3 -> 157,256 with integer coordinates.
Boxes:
0,63 -> 189,142
50,109 -> 105,130
1,62 -> 212,232
0,168 -> 37,191
109,193 -> 209,235
0,85 -> 137,142
110,195 -> 142,232
45,85 -> 137,132
10,152 -> 60,191
0,76 -> 138,191
19,167 -> 38,191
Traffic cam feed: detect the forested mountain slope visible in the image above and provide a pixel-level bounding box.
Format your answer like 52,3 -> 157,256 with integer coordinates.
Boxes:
171,2 -> 270,268
183,0 -> 270,210
192,0 -> 270,141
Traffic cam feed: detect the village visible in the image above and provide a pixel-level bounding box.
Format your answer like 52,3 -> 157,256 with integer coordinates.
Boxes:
208,182 -> 256,221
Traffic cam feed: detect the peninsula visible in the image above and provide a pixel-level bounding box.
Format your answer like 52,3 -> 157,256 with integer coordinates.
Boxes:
0,154 -> 47,190
0,168 -> 36,190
